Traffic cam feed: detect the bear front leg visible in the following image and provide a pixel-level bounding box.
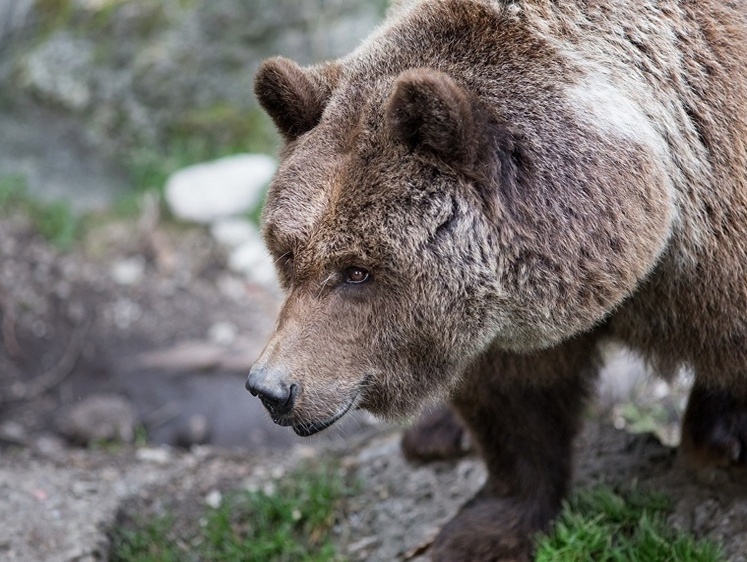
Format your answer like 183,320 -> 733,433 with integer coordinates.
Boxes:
430,337 -> 599,562
681,381 -> 747,467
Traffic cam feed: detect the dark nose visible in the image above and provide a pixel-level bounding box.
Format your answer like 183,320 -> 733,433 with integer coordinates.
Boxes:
245,365 -> 297,419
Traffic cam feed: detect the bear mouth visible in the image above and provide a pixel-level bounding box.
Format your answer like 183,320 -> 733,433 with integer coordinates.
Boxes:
291,399 -> 356,437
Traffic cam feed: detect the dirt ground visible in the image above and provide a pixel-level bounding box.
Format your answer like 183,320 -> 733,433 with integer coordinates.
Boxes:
1,210 -> 746,561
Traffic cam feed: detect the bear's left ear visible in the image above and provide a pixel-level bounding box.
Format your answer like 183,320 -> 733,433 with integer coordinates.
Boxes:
254,57 -> 340,141
385,69 -> 477,165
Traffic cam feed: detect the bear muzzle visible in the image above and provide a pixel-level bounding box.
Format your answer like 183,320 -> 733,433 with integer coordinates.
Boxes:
245,364 -> 297,424
245,363 -> 358,436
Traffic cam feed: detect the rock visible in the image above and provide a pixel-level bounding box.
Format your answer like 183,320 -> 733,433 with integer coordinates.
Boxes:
0,0 -> 34,53
205,489 -> 222,509
58,394 -> 138,445
210,217 -> 257,249
165,154 -> 276,223
228,240 -> 278,288
110,256 -> 146,286
0,106 -> 130,210
207,321 -> 238,346
20,32 -> 95,112
135,447 -> 172,464
222,222 -> 277,288
211,219 -> 280,290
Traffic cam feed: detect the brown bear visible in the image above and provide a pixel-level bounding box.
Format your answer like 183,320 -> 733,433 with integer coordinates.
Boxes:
247,1 -> 747,560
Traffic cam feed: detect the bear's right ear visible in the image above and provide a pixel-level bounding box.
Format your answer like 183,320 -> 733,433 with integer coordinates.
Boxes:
385,69 -> 477,165
254,57 -> 338,141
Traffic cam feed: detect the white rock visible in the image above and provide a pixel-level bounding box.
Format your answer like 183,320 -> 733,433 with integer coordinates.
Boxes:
135,447 -> 171,464
165,154 -> 275,223
210,217 -> 257,249
207,321 -> 238,346
228,238 -> 278,288
110,256 -> 145,286
205,489 -> 222,509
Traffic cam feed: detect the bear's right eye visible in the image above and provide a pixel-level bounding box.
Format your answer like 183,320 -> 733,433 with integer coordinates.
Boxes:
344,267 -> 370,284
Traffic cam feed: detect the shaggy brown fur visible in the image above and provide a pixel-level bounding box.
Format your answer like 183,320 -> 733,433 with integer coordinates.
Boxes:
248,1 -> 747,559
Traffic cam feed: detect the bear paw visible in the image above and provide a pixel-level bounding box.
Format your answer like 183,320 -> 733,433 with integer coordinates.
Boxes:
401,405 -> 472,463
682,386 -> 747,467
429,497 -> 548,562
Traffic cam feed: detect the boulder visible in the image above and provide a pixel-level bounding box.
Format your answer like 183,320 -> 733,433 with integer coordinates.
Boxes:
165,154 -> 275,223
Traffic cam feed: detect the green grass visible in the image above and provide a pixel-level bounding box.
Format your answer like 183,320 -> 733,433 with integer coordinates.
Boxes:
109,461 -> 350,562
0,175 -> 81,251
536,486 -> 724,562
109,514 -> 181,562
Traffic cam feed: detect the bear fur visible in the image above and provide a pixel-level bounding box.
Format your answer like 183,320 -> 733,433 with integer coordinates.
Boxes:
248,1 -> 747,560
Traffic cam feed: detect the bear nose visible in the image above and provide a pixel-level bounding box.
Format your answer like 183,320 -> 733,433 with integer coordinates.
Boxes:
245,365 -> 297,419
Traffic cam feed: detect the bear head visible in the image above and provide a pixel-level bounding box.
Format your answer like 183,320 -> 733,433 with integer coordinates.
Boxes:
247,1 -> 674,435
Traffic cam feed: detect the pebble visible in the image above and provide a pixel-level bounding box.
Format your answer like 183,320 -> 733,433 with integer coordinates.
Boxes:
135,447 -> 171,464
110,256 -> 145,286
205,489 -> 222,509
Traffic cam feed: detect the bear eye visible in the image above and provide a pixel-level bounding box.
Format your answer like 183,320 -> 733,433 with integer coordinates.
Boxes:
344,267 -> 370,284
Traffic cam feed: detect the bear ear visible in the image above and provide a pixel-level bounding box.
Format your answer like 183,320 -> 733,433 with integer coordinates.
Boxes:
254,57 -> 338,141
385,69 -> 476,165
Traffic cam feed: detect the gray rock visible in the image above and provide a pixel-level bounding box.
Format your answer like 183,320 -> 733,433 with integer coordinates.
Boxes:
21,32 -> 94,112
1,426 -> 746,562
59,394 -> 138,445
0,0 -> 34,52
0,105 -> 130,210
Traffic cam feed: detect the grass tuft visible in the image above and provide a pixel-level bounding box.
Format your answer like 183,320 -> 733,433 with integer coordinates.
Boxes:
536,486 -> 724,562
0,175 -> 81,251
109,461 -> 350,562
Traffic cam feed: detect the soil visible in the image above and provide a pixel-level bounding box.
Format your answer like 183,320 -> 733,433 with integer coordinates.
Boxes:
1,209 -> 746,561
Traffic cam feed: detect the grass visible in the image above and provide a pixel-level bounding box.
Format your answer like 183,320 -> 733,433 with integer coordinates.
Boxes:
536,486 -> 724,562
0,175 -> 81,251
109,461 -> 351,562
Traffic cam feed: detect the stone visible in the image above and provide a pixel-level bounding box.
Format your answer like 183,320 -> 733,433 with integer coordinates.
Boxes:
164,154 -> 275,224
228,236 -> 278,289
210,217 -> 256,249
20,32 -> 94,112
58,394 -> 138,445
110,256 -> 146,286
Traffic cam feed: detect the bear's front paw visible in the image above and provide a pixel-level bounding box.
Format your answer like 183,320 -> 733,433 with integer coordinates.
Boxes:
682,385 -> 747,467
429,498 -> 548,562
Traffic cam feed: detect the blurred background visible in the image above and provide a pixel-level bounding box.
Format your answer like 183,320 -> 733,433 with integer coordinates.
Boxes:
0,0 -> 390,452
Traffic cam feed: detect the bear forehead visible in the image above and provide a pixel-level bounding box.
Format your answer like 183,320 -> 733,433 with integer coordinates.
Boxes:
265,142 -> 450,259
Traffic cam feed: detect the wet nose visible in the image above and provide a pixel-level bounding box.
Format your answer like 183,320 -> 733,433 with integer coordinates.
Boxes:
245,365 -> 297,419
